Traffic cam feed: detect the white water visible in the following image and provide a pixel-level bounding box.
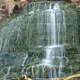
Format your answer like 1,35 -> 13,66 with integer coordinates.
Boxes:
39,3 -> 65,78
21,2 -> 66,79
41,2 -> 63,64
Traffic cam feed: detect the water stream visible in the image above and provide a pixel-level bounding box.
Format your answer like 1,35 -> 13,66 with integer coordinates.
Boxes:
0,2 -> 66,79
4,66 -> 11,80
34,2 -> 66,78
0,1 -> 78,80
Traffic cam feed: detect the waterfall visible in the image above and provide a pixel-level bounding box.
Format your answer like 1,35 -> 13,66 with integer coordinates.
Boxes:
36,2 -> 66,78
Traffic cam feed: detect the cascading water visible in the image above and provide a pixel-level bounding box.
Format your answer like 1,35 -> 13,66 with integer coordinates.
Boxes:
0,1 -> 79,80
35,2 -> 66,78
23,1 -> 79,79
